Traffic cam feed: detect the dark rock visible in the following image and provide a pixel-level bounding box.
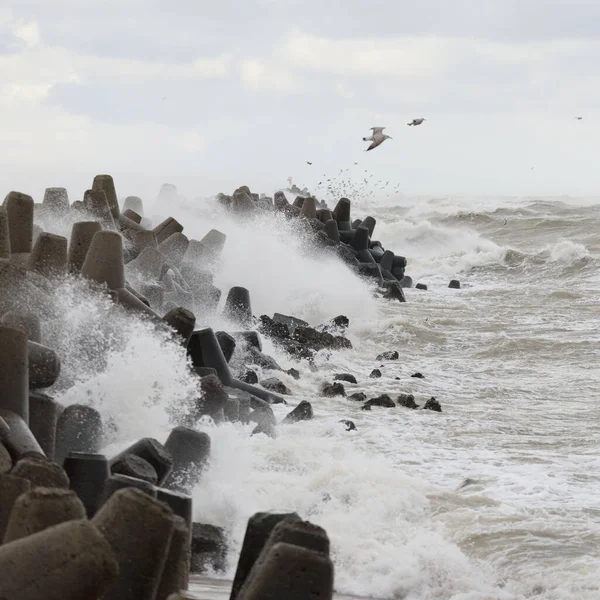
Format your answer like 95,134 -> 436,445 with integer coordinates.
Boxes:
411,372 -> 425,379
308,361 -> 318,373
340,420 -> 356,431
398,394 -> 419,409
258,315 -> 290,339
399,275 -> 413,288
322,383 -> 345,397
392,255 -> 407,268
272,313 -> 308,334
293,326 -> 352,352
286,368 -> 300,380
234,331 -> 262,352
248,403 -> 277,428
334,373 -> 357,384
349,392 -> 367,402
424,397 -> 442,412
276,338 -> 315,360
364,394 -> 395,409
251,422 -> 277,438
383,282 -> 406,302
336,244 -> 359,266
260,378 -> 291,395
369,369 -> 382,379
357,263 -> 383,285
191,523 -> 227,573
415,283 -> 428,290
282,401 -> 313,424
196,374 -> 228,419
241,370 -> 259,384
245,347 -> 283,371
376,351 -> 399,361
215,331 -> 236,363
449,279 -> 461,289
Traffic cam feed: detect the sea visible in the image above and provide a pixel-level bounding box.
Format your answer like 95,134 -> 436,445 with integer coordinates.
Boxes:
43,191 -> 600,600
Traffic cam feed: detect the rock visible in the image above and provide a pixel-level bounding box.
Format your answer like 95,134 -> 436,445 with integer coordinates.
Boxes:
215,331 -> 236,363
376,351 -> 399,361
411,372 -> 425,379
111,454 -> 158,485
415,283 -> 428,290
363,394 -> 395,409
235,331 -> 262,352
241,370 -> 259,384
196,374 -> 228,419
333,373 -> 357,384
322,382 -> 345,397
282,401 -> 313,424
449,279 -> 461,289
349,392 -> 367,402
424,397 -> 442,412
319,315 -> 349,332
260,377 -> 291,395
251,421 -> 277,438
399,275 -> 413,288
340,420 -> 356,431
383,281 -> 406,302
272,313 -> 308,334
191,523 -> 227,573
398,394 -> 419,409
275,338 -> 314,360
369,369 -> 382,379
293,326 -> 351,352
245,347 -> 283,371
286,368 -> 300,380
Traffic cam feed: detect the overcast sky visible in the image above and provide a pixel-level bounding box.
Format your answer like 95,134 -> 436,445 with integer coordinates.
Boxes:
2,1 -> 600,203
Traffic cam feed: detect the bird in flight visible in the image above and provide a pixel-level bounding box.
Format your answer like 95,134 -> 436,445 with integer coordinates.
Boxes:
408,118 -> 426,126
363,127 -> 392,151
306,161 -> 313,165
575,116 -> 583,120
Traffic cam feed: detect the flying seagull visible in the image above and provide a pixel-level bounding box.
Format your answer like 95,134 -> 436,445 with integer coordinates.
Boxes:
408,118 -> 426,126
575,116 -> 583,120
363,127 -> 392,151
306,161 -> 312,165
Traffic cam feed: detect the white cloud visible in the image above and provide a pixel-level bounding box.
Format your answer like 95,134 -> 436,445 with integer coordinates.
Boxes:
13,20 -> 40,48
240,58 -> 299,92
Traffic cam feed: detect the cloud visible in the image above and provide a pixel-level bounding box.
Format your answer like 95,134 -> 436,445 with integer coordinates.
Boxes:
240,58 -> 299,92
13,20 -> 39,48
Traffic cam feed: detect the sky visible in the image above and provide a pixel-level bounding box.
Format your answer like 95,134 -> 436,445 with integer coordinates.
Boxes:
2,0 -> 600,202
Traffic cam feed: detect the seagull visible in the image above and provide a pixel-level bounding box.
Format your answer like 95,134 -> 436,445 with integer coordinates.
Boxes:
503,217 -> 508,225
363,127 -> 392,151
575,116 -> 583,120
306,161 -> 313,165
408,118 -> 426,126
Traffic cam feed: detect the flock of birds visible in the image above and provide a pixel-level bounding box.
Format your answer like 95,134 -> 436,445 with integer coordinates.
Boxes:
292,115 -> 585,204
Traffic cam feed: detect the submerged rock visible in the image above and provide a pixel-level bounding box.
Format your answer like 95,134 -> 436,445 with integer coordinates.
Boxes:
340,419 -> 356,431
282,401 -> 313,424
363,394 -> 395,409
334,373 -> 357,384
398,394 -> 419,409
411,372 -> 425,379
260,377 -> 291,395
322,382 -> 346,397
376,351 -> 399,361
241,370 -> 258,384
286,368 -> 300,380
369,369 -> 382,379
415,283 -> 428,290
424,397 -> 442,412
348,392 -> 367,402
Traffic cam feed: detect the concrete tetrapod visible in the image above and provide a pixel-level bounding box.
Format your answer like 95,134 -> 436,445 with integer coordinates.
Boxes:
28,392 -> 61,459
54,404 -> 103,465
192,327 -> 284,404
3,191 -> 34,254
81,230 -> 126,290
92,173 -> 120,218
63,452 -> 110,517
0,519 -> 118,600
2,311 -> 42,343
42,187 -> 69,216
0,325 -> 29,421
93,487 -> 177,600
3,487 -> 86,543
67,221 -> 102,274
0,206 -> 10,259
28,233 -> 68,277
162,426 -> 210,494
155,516 -> 191,600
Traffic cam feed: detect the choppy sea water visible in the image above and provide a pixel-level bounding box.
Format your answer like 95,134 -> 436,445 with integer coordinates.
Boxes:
47,193 -> 600,600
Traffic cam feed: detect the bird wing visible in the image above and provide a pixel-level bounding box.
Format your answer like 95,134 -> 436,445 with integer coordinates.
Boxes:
367,138 -> 384,151
370,127 -> 385,135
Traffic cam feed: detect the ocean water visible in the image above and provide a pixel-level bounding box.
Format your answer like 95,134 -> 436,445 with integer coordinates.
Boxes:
46,193 -> 600,599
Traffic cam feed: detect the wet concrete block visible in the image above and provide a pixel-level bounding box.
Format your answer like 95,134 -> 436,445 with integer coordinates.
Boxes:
28,392 -> 61,459
63,451 -> 110,517
99,473 -> 157,508
111,453 -> 158,485
0,473 -> 31,541
93,487 -> 176,600
0,206 -> 10,258
224,286 -> 253,326
154,217 -> 184,244
81,230 -> 126,290
67,221 -> 102,274
28,232 -> 68,277
3,191 -> 34,254
11,456 -> 69,489
55,404 -> 103,465
163,306 -> 196,346
28,340 -> 61,389
92,173 -> 120,218
2,310 -> 42,343
229,511 -> 301,600
156,516 -> 191,599
0,410 -> 44,461
109,437 -> 173,486
0,325 -> 29,421
3,486 -> 86,543
191,523 -> 227,573
162,427 -> 210,493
